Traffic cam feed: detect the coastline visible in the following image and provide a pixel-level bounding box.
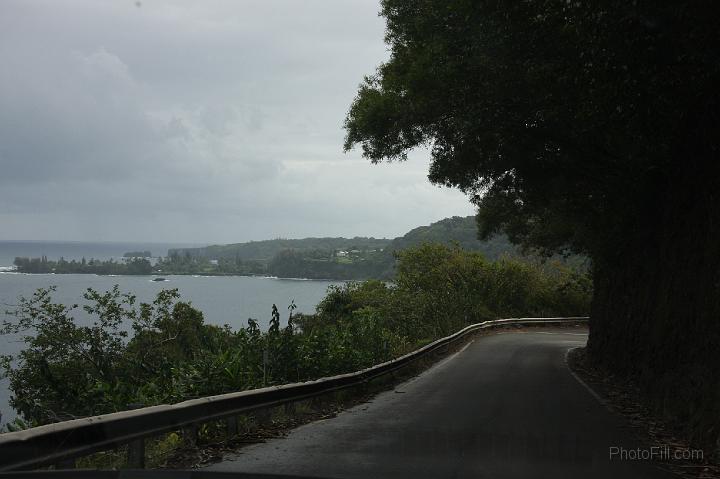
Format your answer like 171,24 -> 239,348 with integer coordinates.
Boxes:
2,270 -> 353,282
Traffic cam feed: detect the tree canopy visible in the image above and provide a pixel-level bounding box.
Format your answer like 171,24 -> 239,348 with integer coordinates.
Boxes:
344,1 -> 718,260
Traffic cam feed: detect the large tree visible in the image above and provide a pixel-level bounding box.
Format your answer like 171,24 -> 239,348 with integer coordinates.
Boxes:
345,0 -> 720,453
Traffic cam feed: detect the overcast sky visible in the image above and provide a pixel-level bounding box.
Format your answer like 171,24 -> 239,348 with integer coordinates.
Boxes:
0,0 -> 475,244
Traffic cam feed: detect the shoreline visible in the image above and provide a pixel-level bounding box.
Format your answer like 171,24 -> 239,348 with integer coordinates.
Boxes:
1,271 -> 353,282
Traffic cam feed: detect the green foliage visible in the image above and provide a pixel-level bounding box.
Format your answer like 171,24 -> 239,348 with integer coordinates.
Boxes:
392,244 -> 590,338
344,1 -> 717,259
170,237 -> 391,262
387,216 -> 517,259
13,256 -> 152,275
1,244 -> 590,427
1,286 -> 133,423
157,252 -> 268,276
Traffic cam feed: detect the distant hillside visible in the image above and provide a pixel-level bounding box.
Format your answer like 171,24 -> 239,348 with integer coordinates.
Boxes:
163,216 -> 522,280
168,237 -> 391,261
384,216 -> 518,260
367,216 -> 518,278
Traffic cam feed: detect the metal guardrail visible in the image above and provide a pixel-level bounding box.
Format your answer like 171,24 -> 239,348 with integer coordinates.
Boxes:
0,317 -> 588,471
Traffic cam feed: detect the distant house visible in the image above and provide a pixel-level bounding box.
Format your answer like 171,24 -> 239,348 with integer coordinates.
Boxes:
336,251 -> 348,257
209,259 -> 219,265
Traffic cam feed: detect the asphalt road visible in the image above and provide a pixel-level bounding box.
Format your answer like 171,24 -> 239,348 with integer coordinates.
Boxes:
207,329 -> 677,478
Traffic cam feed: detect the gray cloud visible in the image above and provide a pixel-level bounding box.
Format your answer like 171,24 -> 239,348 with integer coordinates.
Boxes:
0,0 -> 475,243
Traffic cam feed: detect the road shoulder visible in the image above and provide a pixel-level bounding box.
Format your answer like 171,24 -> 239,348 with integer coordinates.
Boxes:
568,347 -> 719,478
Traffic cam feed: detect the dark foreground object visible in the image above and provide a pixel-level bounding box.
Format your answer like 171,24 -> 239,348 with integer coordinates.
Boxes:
207,329 -> 676,478
0,472 -> 327,479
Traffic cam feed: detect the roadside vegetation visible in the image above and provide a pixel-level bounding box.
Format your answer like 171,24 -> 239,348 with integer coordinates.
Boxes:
1,243 -> 590,430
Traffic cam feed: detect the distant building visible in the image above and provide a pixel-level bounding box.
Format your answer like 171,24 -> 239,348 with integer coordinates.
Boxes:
209,259 -> 219,265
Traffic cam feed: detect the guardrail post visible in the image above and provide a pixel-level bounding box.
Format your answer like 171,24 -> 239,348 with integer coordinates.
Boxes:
309,395 -> 323,411
253,408 -> 270,426
125,403 -> 146,468
127,437 -> 145,468
183,424 -> 199,447
226,416 -> 238,437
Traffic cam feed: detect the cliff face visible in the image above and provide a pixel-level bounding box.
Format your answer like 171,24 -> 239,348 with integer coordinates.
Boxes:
588,100 -> 720,457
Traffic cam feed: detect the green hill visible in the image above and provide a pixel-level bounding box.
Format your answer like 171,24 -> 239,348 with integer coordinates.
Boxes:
384,216 -> 517,259
367,216 -> 518,278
